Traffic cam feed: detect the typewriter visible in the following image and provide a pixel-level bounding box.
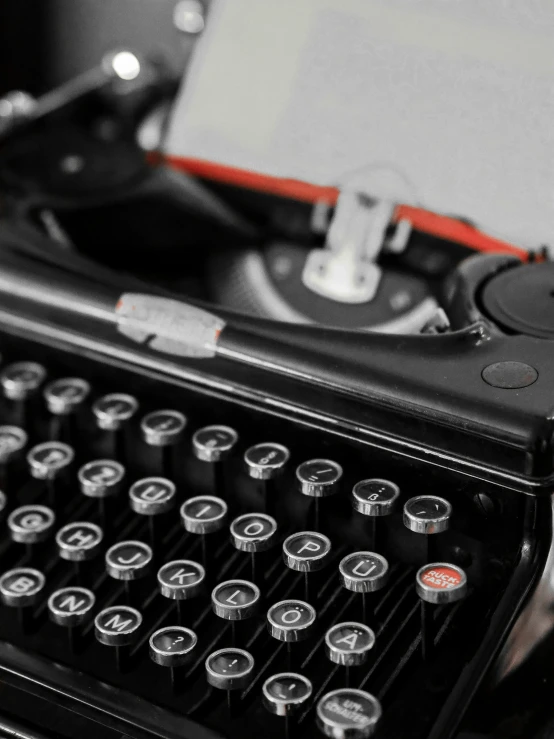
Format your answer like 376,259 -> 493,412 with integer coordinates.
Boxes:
0,3 -> 553,739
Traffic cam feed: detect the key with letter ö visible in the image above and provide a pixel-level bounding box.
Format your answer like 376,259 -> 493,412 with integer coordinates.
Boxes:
27,441 -> 74,506
296,458 -> 343,531
267,599 -> 316,670
325,622 -> 375,686
8,504 -> 56,562
43,377 -> 90,441
317,688 -> 382,739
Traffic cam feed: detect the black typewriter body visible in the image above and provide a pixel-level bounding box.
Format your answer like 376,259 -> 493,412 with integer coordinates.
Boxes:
0,241 -> 549,739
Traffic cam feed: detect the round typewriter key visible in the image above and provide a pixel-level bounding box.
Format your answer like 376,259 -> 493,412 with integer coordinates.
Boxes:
230,512 -> 277,583
0,425 -> 27,463
105,541 -> 153,581
8,504 -> 56,544
158,559 -> 205,623
244,442 -> 290,481
262,672 -> 312,717
339,552 -> 389,594
0,361 -> 47,401
339,551 -> 389,622
48,586 -> 95,651
141,409 -> 187,477
56,521 -> 103,562
296,459 -> 343,498
105,540 -> 152,604
283,531 -> 331,603
92,393 -> 139,431
212,579 -> 261,620
297,458 -> 342,529
267,600 -> 316,643
192,424 -> 238,499
283,532 -> 332,573
0,567 -> 45,608
416,562 -> 467,661
352,479 -> 399,547
192,424 -> 239,463
95,605 -> 142,646
27,441 -> 74,480
205,647 -> 255,692
416,562 -> 467,604
231,513 -> 278,553
325,622 -> 375,671
403,495 -> 452,535
141,410 -> 187,446
149,625 -> 197,667
129,477 -> 176,549
180,495 -> 228,534
78,459 -> 125,498
181,494 -> 227,569
0,490 -> 6,519
352,479 -> 400,517
404,495 -> 452,562
317,688 -> 382,739
43,377 -> 91,415
95,605 -> 142,671
48,586 -> 96,628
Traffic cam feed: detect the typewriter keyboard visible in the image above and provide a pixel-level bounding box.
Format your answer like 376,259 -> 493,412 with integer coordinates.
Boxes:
0,336 -> 535,739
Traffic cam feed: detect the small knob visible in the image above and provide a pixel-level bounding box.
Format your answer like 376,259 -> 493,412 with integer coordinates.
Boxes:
180,495 -> 228,534
105,541 -> 153,581
27,441 -> 74,480
0,567 -> 46,608
351,479 -> 400,517
78,460 -> 125,498
205,647 -> 255,691
0,426 -> 27,463
95,605 -> 142,647
325,622 -> 375,666
129,477 -> 176,516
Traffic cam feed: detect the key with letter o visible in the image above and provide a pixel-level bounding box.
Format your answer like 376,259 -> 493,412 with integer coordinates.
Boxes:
78,459 -> 125,525
230,512 -> 277,583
